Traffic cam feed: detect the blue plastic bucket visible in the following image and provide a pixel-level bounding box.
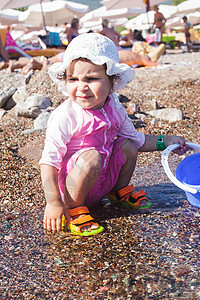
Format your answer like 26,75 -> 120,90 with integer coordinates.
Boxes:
176,152 -> 200,208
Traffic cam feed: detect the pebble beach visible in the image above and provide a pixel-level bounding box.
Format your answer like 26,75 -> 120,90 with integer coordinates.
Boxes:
0,50 -> 200,299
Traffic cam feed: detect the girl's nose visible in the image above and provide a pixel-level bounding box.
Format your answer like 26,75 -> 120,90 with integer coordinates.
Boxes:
77,81 -> 89,91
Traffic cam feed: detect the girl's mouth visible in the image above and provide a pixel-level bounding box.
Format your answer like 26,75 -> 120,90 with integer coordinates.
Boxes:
77,95 -> 91,99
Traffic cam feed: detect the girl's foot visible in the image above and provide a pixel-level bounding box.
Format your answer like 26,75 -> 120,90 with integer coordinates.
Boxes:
0,61 -> 9,71
62,206 -> 104,236
108,184 -> 152,209
22,58 -> 43,74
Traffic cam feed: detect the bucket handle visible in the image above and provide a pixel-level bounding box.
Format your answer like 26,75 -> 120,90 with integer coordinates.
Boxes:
161,142 -> 200,195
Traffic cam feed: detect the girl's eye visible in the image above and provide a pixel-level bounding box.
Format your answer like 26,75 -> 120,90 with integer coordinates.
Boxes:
67,78 -> 77,82
87,77 -> 98,81
66,77 -> 99,82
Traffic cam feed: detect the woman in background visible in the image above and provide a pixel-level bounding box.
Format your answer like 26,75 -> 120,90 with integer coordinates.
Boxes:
153,5 -> 166,44
67,18 -> 79,44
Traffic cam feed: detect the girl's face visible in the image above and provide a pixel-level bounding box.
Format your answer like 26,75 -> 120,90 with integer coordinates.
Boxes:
66,59 -> 112,110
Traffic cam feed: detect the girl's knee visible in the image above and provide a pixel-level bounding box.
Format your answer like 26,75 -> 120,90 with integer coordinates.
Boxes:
121,139 -> 138,161
77,150 -> 102,173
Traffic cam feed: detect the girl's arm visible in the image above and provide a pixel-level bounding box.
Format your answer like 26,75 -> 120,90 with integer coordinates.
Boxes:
41,164 -> 71,232
139,134 -> 189,155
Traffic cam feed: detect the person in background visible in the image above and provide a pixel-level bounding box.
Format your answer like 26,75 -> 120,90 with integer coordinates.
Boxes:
123,29 -> 165,64
63,22 -> 68,35
118,49 -> 160,67
100,19 -> 121,48
153,5 -> 166,44
5,52 -> 64,74
182,16 -> 191,52
133,30 -> 146,42
67,17 -> 79,44
124,28 -> 134,43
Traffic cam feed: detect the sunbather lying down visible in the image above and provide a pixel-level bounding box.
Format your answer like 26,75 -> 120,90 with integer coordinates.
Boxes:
0,57 -> 40,73
0,49 -> 159,74
0,49 -> 64,74
118,50 -> 159,68
5,53 -> 64,74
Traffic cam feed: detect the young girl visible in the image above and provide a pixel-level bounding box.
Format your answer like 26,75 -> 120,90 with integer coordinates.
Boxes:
39,33 -> 189,236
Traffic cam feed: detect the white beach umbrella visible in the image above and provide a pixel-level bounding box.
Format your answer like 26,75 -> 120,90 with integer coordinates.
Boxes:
166,16 -> 183,27
125,11 -> 155,29
80,5 -> 144,24
0,0 -> 46,10
188,11 -> 200,25
167,11 -> 200,27
19,0 -> 88,27
175,0 -> 200,15
101,0 -> 169,11
0,8 -> 23,25
0,0 -> 58,31
79,17 -> 128,34
125,5 -> 177,30
158,5 -> 178,18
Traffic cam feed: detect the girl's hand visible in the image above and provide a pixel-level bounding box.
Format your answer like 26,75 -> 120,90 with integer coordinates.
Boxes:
164,135 -> 190,155
43,201 -> 71,232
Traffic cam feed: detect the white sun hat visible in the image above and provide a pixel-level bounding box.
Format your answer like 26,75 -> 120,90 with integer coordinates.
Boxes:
48,32 -> 135,94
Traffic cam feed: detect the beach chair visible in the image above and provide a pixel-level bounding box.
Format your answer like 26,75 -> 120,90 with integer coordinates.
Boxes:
188,28 -> 200,51
0,28 -> 64,59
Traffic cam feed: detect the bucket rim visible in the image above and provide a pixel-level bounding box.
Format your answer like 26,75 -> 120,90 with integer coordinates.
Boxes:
180,182 -> 200,189
162,143 -> 200,195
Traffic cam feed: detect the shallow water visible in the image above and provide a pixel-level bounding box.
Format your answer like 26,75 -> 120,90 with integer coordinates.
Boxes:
1,178 -> 199,299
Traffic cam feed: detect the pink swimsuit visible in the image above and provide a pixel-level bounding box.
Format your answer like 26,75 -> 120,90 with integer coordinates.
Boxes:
39,94 -> 145,206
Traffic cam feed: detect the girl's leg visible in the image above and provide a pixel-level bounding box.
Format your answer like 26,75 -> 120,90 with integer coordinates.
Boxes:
112,138 -> 138,192
7,59 -> 28,74
112,139 -> 148,207
22,58 -> 43,74
119,50 -> 159,67
65,149 -> 102,207
64,149 -> 102,231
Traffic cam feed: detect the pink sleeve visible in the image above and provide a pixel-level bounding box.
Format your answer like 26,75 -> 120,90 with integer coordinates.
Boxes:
39,101 -> 78,169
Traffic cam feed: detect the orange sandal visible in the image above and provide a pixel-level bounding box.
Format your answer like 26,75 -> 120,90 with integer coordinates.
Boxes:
108,184 -> 152,209
62,206 -> 104,236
